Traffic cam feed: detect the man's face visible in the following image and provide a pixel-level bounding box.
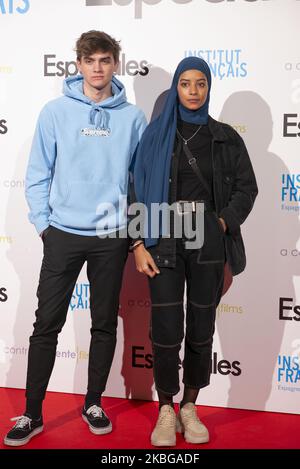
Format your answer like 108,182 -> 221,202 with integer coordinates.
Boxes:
77,50 -> 118,91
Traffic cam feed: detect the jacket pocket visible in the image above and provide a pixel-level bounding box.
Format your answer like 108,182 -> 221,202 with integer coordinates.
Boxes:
224,231 -> 246,276
221,173 -> 235,204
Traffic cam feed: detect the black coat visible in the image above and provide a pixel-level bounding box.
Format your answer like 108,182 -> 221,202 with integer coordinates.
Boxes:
140,116 -> 258,276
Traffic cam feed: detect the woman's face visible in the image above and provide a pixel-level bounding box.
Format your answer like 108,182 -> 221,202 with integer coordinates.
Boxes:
177,69 -> 208,110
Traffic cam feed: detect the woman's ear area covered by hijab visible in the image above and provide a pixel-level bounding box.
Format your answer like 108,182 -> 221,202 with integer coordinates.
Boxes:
174,57 -> 211,126
177,69 -> 209,111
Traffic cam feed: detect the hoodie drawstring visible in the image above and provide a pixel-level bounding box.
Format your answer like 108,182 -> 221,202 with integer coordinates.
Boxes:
89,106 -> 109,130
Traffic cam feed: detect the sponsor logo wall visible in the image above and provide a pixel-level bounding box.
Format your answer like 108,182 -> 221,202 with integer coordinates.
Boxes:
0,0 -> 299,414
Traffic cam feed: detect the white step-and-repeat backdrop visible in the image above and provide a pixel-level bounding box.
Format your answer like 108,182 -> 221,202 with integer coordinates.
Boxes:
0,0 -> 300,414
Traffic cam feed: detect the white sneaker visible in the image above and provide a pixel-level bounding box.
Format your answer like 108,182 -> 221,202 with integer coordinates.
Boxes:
151,405 -> 176,446
176,403 -> 209,444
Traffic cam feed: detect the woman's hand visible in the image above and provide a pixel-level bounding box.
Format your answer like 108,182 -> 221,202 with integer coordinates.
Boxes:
133,243 -> 160,278
219,217 -> 227,232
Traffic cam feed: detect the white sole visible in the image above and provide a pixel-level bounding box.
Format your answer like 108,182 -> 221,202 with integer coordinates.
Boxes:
4,425 -> 44,447
151,437 -> 176,447
184,432 -> 209,444
82,415 -> 112,435
176,419 -> 209,444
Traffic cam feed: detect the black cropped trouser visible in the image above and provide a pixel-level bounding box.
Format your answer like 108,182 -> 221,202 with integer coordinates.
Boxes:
25,226 -> 129,401
148,210 -> 225,395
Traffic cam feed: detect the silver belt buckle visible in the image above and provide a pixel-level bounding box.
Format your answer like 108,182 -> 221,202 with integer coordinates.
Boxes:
176,200 -> 195,215
176,200 -> 186,215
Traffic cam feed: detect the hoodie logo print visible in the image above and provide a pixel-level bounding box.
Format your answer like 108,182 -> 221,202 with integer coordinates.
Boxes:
81,128 -> 111,137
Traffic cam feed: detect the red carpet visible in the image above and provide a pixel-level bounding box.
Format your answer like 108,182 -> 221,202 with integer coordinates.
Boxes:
0,388 -> 299,449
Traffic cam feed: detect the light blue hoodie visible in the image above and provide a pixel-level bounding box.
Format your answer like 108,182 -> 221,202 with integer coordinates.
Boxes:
25,75 -> 147,236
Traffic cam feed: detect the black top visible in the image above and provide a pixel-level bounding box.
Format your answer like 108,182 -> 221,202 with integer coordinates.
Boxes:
176,119 -> 213,201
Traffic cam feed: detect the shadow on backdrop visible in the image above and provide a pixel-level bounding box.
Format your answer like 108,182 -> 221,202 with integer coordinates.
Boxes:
217,91 -> 299,411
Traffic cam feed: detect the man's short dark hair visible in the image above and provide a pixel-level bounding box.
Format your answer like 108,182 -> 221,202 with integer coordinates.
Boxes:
75,30 -> 121,63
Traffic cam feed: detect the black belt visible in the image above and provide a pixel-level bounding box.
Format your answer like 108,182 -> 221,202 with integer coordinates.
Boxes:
175,199 -> 214,214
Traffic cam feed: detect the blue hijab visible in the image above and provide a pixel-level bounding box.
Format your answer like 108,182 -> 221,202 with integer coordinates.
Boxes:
134,57 -> 211,247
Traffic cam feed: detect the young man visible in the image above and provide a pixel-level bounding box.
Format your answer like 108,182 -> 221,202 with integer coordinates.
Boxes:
4,30 -> 147,446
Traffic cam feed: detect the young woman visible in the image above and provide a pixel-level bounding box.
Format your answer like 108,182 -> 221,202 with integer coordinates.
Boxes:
132,56 -> 258,446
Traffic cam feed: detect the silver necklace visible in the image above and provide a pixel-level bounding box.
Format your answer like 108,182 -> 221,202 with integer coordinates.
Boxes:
177,125 -> 202,145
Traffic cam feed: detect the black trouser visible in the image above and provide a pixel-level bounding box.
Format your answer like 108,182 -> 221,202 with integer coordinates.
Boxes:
25,226 -> 129,401
148,210 -> 225,395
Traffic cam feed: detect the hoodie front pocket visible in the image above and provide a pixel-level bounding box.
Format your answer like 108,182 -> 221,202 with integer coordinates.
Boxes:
61,180 -> 124,230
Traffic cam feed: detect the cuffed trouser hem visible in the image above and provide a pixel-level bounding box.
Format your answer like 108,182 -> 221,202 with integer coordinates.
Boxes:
182,380 -> 210,390
155,385 -> 180,396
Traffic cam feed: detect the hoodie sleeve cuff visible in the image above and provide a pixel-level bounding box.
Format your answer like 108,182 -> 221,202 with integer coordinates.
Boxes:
219,207 -> 240,235
33,219 -> 50,236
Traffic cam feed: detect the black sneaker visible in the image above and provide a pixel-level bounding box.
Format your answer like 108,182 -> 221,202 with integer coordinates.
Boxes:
82,404 -> 112,435
4,415 -> 43,446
